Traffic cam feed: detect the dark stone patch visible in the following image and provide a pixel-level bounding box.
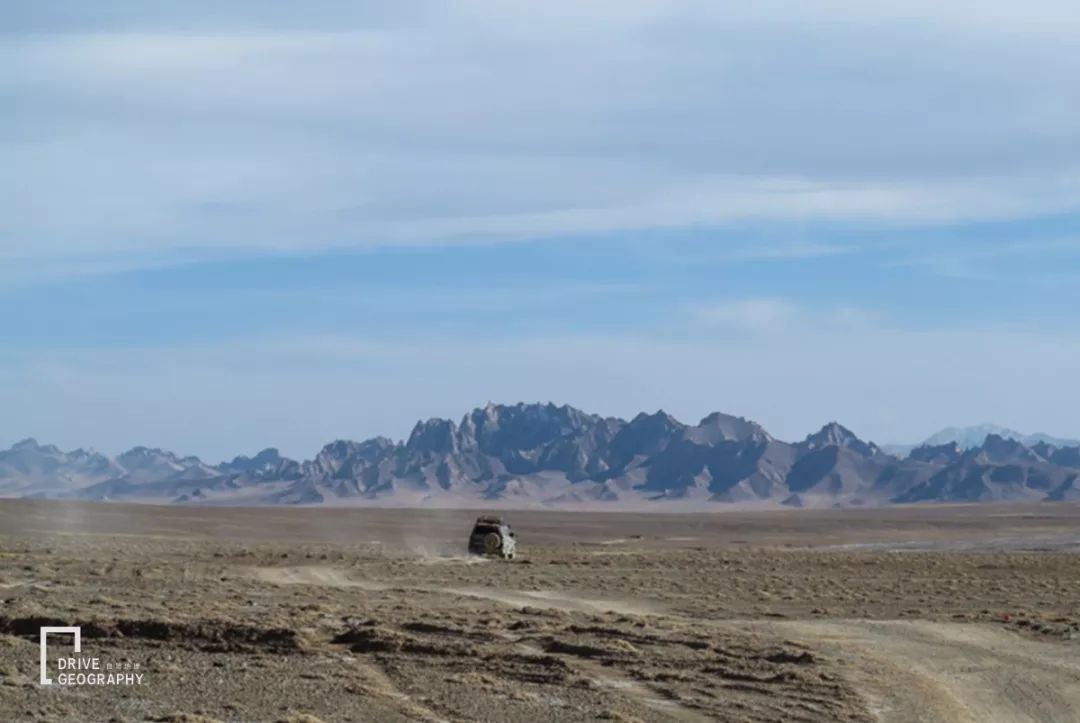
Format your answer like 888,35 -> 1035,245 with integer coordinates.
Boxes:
0,615 -> 300,653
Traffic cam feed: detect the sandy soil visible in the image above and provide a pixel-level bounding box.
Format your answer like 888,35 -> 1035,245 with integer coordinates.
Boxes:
1,499 -> 1079,722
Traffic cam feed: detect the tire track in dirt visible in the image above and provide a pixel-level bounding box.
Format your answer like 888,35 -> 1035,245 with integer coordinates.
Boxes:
742,620 -> 1080,723
248,566 -> 661,615
250,566 -> 1080,722
422,581 -> 1080,723
251,568 -> 700,720
248,565 -> 391,590
342,655 -> 452,723
249,567 -> 454,721
442,586 -> 662,617
513,642 -> 711,723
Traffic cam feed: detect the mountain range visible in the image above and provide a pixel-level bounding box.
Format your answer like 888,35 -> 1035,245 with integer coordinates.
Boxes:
882,424 -> 1080,457
3,403 -> 1079,509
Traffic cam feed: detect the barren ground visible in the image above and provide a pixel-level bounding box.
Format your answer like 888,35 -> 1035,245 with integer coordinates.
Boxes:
1,500 -> 1079,722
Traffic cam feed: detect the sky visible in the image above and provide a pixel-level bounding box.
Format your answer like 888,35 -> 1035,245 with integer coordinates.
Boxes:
3,1 -> 1080,461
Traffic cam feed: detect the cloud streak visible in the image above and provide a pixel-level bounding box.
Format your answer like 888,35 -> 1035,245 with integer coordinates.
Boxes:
4,2 -> 1080,458
4,2 -> 1080,270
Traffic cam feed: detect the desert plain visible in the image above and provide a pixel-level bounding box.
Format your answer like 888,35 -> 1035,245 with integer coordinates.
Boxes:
1,499 -> 1079,722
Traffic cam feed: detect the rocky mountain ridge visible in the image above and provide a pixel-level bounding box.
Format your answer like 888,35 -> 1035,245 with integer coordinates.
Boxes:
3,403 -> 1078,508
884,424 -> 1080,457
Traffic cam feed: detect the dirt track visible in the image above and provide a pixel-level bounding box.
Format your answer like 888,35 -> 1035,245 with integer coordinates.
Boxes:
252,566 -> 1080,723
752,621 -> 1080,723
1,499 -> 1079,722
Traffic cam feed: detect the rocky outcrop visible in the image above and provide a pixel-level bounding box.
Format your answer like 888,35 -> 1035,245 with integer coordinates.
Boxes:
5,406 -> 1079,508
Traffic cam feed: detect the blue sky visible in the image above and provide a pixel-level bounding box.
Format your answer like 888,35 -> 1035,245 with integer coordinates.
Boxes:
3,1 -> 1080,460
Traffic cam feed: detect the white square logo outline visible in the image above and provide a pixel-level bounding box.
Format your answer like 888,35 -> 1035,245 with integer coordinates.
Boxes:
39,626 -> 81,685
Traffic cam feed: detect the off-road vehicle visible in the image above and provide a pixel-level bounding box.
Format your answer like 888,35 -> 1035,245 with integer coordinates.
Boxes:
467,515 -> 517,559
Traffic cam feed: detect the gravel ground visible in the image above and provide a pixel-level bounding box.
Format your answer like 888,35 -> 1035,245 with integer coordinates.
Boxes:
1,499 -> 1078,722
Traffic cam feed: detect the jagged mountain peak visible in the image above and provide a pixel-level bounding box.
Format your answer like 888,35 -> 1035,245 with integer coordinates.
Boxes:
803,422 -> 879,456
604,410 -> 685,469
974,434 -> 1045,464
908,442 -> 963,465
220,447 -> 288,474
803,422 -> 842,445
690,412 -> 770,444
250,447 -> 284,464
629,409 -> 684,431
460,402 -> 603,448
921,424 -> 1080,450
115,446 -> 184,470
118,445 -> 176,459
896,433 -> 1078,504
407,417 -> 460,454
4,403 -> 1080,508
924,424 -> 1018,448
808,421 -> 854,440
983,433 -> 1028,450
318,437 -> 395,457
7,438 -> 63,456
467,401 -> 599,426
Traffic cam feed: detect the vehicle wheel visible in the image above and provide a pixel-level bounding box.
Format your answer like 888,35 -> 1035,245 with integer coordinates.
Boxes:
483,532 -> 502,554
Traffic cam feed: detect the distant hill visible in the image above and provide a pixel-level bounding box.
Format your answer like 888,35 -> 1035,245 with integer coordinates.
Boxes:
923,425 -> 1080,450
884,425 -> 1080,458
3,404 -> 1079,508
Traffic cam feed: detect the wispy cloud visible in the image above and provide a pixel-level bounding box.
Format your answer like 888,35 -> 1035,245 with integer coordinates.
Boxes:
3,2 -> 1080,271
696,298 -> 801,334
889,235 -> 1080,282
4,1 -> 1080,458
696,298 -> 880,336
